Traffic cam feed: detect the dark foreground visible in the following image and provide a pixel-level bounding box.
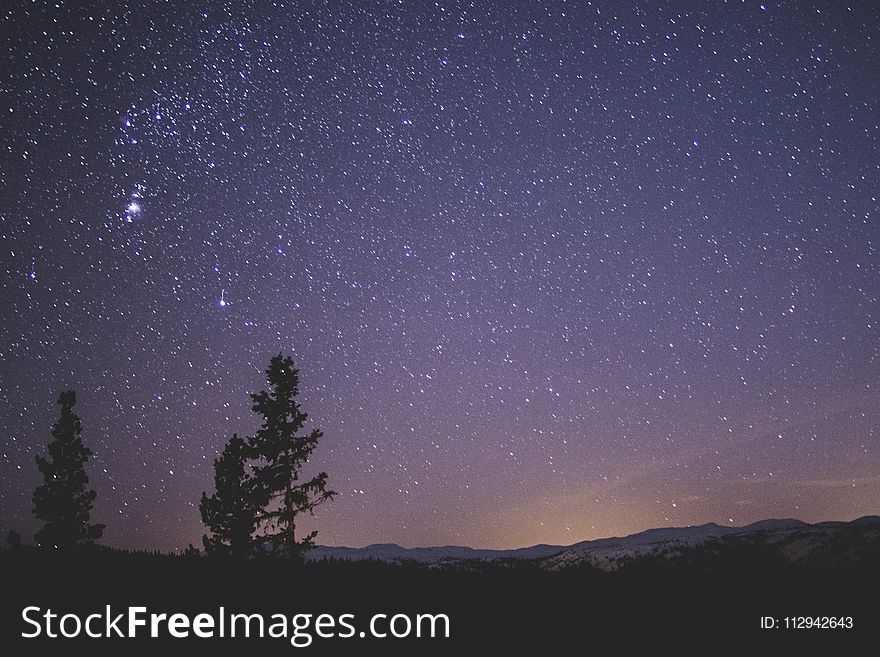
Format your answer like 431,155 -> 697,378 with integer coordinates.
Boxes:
4,519 -> 880,588
2,533 -> 878,652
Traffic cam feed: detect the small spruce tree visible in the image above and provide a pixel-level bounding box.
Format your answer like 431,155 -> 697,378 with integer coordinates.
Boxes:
249,354 -> 335,556
7,529 -> 22,550
200,434 -> 259,557
32,391 -> 104,548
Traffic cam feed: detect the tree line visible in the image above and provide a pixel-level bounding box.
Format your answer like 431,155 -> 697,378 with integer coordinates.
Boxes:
10,353 -> 334,559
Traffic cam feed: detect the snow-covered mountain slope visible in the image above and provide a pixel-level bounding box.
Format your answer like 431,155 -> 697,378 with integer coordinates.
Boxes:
305,516 -> 880,571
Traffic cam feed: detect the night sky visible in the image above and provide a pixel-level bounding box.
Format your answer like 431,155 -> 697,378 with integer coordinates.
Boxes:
2,0 -> 878,553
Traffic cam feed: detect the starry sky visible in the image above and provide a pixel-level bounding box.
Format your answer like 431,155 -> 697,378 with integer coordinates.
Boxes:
1,0 -> 878,553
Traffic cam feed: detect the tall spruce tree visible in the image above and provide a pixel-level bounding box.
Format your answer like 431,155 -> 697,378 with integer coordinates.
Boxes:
32,391 -> 105,548
199,434 -> 259,557
249,354 -> 335,556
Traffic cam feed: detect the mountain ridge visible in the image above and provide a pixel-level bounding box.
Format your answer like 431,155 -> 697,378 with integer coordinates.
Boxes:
307,515 -> 880,570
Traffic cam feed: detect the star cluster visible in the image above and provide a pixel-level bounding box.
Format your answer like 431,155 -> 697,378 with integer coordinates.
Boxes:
1,0 -> 878,551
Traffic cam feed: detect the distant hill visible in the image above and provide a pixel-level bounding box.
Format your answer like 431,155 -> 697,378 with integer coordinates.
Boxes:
307,516 -> 880,571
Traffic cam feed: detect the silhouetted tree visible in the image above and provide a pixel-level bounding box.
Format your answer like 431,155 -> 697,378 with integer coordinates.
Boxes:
32,391 -> 105,548
200,434 -> 259,557
249,354 -> 335,557
7,529 -> 22,550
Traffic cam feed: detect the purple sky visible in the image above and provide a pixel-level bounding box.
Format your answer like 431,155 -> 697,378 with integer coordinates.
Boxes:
2,0 -> 878,551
